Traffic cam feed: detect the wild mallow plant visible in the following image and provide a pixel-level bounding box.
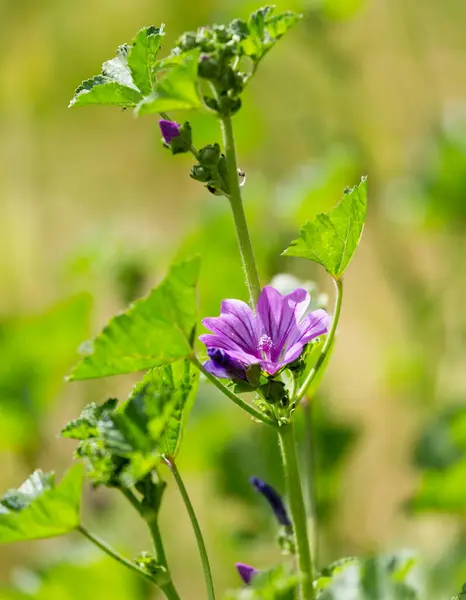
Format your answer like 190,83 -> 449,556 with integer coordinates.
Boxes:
0,6 -> 424,600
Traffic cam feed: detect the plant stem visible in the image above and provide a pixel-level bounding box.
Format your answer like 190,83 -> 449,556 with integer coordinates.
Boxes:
165,457 -> 216,600
302,400 -> 319,567
191,356 -> 277,428
278,424 -> 315,600
120,487 -> 143,514
220,112 -> 261,306
78,524 -> 155,585
297,278 -> 344,402
120,487 -> 182,600
147,517 -> 182,600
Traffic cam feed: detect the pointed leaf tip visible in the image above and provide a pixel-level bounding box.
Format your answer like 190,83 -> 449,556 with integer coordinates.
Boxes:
283,176 -> 367,278
68,256 -> 201,381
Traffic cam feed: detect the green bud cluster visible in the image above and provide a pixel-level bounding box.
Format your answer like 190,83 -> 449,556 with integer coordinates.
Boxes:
190,143 -> 230,196
170,7 -> 293,116
172,23 -> 248,116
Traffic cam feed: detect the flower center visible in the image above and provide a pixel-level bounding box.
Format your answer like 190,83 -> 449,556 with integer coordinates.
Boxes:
258,334 -> 274,358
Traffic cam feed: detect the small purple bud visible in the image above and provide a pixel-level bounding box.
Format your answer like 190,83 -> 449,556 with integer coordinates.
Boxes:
205,348 -> 247,380
159,119 -> 181,144
250,477 -> 292,527
235,562 -> 259,585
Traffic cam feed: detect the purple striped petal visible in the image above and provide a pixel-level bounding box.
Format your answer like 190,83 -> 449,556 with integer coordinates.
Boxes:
257,287 -> 310,361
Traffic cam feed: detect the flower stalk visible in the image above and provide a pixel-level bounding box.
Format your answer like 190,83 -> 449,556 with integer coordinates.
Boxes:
278,423 -> 315,600
220,112 -> 262,307
191,355 -> 278,428
297,278 -> 344,402
164,456 -> 216,600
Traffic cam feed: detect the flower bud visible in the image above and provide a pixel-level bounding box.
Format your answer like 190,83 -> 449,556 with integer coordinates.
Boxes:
159,119 -> 181,144
191,164 -> 211,183
250,477 -> 292,527
177,31 -> 198,51
235,563 -> 259,585
198,54 -> 221,80
198,143 -> 221,166
159,120 -> 192,155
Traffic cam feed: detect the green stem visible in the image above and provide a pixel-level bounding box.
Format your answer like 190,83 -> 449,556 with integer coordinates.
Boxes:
297,278 -> 344,402
278,424 -> 315,600
191,356 -> 277,428
120,487 -> 143,514
78,524 -> 155,585
120,488 -> 181,600
165,457 -> 216,600
302,400 -> 319,567
148,517 -> 182,600
220,112 -> 261,306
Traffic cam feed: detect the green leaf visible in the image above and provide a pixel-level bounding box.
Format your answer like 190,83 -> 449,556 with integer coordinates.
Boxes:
319,553 -> 420,600
63,361 -> 198,487
70,44 -> 143,108
0,465 -> 84,543
242,7 -> 302,61
102,44 -> 135,87
68,256 -> 200,380
69,77 -> 142,108
136,51 -> 203,115
127,26 -> 165,95
283,176 -> 367,279
159,360 -> 199,457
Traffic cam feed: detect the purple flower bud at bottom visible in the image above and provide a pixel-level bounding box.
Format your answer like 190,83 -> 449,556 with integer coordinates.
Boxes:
204,348 -> 247,380
159,119 -> 181,144
236,562 -> 259,585
250,476 -> 292,527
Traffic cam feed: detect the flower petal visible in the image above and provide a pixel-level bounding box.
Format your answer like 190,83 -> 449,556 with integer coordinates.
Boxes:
201,299 -> 258,356
287,309 -> 329,348
281,309 -> 329,365
199,334 -> 259,366
257,287 -> 310,360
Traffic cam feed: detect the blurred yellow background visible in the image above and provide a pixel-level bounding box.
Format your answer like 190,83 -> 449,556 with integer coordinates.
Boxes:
2,0 -> 466,598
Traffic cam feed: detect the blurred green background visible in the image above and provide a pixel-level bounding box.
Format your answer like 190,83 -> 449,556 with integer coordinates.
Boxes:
2,0 -> 466,597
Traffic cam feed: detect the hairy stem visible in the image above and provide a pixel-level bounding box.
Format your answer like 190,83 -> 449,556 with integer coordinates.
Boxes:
278,424 -> 315,600
165,457 -> 216,600
191,356 -> 277,428
220,112 -> 261,306
297,278 -> 344,401
78,524 -> 155,585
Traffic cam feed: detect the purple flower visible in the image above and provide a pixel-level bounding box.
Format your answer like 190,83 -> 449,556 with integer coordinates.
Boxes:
200,286 -> 329,378
159,119 -> 181,144
250,477 -> 291,527
236,562 -> 259,585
